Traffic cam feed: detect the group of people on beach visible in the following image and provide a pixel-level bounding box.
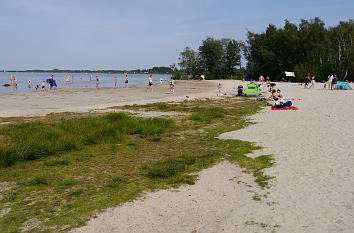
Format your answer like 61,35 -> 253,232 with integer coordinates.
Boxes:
258,75 -> 271,85
267,89 -> 284,101
324,74 -> 338,90
302,73 -> 344,90
303,74 -> 316,88
4,74 -> 177,93
145,75 -> 175,94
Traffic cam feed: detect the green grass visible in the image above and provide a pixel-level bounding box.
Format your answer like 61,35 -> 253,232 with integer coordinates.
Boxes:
28,176 -> 48,186
0,112 -> 173,167
229,154 -> 275,188
0,97 -> 273,233
44,159 -> 69,166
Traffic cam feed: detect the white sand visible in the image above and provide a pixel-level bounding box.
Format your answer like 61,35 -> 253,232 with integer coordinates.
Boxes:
2,80 -> 354,232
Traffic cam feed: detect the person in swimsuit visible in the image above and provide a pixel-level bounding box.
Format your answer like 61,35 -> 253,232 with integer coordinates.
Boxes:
267,89 -> 278,101
28,81 -> 31,92
96,76 -> 99,88
304,74 -> 311,88
148,75 -> 153,92
332,75 -> 338,90
276,89 -> 284,99
114,76 -> 118,88
309,75 -> 315,88
125,75 -> 128,88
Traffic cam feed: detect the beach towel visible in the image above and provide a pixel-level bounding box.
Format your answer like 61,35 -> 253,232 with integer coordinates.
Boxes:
271,106 -> 298,110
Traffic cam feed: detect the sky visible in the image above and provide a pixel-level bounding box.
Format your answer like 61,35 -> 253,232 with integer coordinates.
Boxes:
0,0 -> 353,70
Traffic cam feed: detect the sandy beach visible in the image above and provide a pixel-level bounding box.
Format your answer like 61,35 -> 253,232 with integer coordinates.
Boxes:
66,81 -> 354,233
0,80 -> 216,118
1,80 -> 354,232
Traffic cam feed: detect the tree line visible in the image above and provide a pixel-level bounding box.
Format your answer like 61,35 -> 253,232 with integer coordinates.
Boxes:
175,17 -> 353,82
7,67 -> 173,74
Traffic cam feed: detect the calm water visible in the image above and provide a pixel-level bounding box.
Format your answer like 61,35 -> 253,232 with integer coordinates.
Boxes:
0,72 -> 171,93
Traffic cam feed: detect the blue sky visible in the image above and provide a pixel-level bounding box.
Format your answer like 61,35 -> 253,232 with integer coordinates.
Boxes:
0,0 -> 353,70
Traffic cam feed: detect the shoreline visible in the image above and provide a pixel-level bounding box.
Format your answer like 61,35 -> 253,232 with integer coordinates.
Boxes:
0,80 -> 222,118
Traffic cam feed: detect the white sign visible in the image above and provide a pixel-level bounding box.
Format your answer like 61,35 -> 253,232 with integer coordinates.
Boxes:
285,71 -> 295,77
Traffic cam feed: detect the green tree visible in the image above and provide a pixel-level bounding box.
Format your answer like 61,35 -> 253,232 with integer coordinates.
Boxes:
198,38 -> 223,79
224,39 -> 241,78
178,47 -> 197,77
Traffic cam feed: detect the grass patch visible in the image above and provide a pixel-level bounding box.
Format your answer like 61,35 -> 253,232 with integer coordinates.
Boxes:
59,179 -> 78,187
229,154 -> 275,188
28,176 -> 48,186
0,112 -> 174,167
252,193 -> 262,201
44,159 -> 69,166
0,97 -> 273,233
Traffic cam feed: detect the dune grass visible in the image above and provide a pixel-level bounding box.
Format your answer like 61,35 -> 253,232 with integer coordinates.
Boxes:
0,97 -> 272,233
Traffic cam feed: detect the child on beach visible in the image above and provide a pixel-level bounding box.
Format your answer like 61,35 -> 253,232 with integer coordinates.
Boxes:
169,78 -> 175,94
41,81 -> 46,90
28,81 -> 31,92
217,83 -> 222,96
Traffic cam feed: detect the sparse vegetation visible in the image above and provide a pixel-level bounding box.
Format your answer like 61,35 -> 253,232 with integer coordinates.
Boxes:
0,97 -> 273,233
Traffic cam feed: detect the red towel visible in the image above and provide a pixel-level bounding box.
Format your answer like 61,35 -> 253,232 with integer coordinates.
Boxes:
271,106 -> 299,110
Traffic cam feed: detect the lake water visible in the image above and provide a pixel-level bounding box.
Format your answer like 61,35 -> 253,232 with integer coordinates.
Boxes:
0,72 -> 171,93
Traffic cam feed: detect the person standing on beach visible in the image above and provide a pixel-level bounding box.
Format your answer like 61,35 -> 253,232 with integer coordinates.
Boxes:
148,75 -> 153,92
49,75 -> 55,90
96,76 -> 99,88
304,74 -> 310,88
90,75 -> 93,81
28,81 -> 31,92
125,75 -> 128,88
169,77 -> 175,94
332,75 -> 338,90
114,76 -> 118,88
41,81 -> 46,90
309,75 -> 315,88
329,74 -> 333,90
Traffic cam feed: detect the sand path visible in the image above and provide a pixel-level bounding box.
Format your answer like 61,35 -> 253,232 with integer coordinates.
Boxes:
71,82 -> 354,233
